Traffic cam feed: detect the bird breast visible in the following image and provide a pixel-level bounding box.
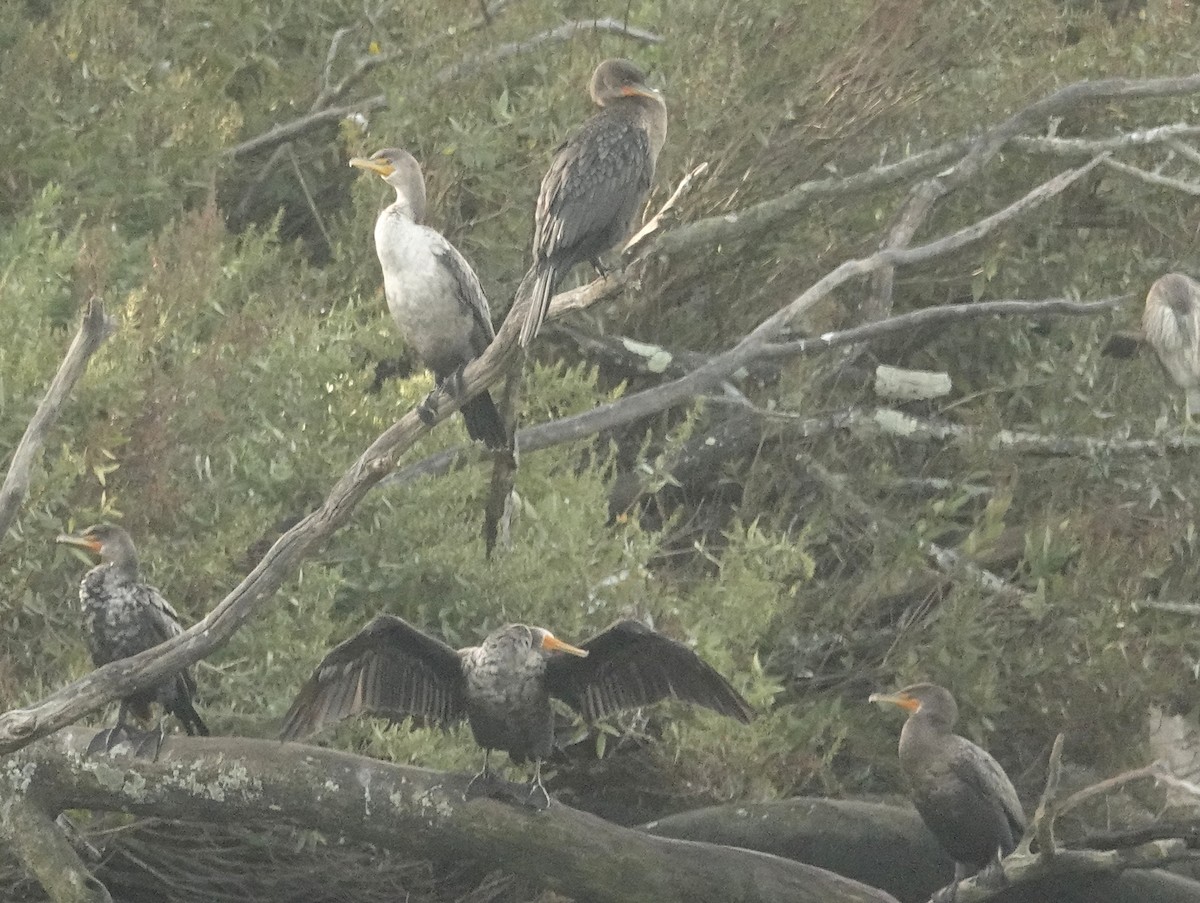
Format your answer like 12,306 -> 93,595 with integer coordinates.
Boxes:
81,567 -> 154,664
462,644 -> 547,712
373,208 -> 478,371
1144,295 -> 1200,391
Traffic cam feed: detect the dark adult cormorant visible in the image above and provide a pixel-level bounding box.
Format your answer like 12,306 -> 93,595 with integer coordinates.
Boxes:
281,616 -> 753,807
1143,272 -> 1200,419
519,58 -> 668,346
351,148 -> 507,448
57,524 -> 208,756
870,683 -> 1025,884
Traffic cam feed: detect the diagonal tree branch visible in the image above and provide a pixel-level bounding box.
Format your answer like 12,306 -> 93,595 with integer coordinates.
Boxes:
0,298 -> 116,541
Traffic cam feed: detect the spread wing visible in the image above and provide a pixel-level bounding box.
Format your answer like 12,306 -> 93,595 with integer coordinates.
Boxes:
430,236 -> 496,351
543,620 -> 754,724
533,110 -> 653,264
280,614 -> 466,740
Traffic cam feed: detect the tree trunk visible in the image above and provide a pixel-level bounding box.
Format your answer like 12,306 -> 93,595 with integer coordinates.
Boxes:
5,729 -> 898,903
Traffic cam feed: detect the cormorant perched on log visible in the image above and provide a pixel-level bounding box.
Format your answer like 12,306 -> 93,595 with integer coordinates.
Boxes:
1143,272 -> 1200,420
870,683 -> 1025,885
281,616 -> 753,807
57,524 -> 209,756
519,59 -> 668,346
351,148 -> 507,448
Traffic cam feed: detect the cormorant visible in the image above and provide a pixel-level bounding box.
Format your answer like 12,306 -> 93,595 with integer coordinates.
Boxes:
281,616 -> 753,807
57,524 -> 209,756
870,683 -> 1025,885
351,148 -> 507,448
1143,272 -> 1200,419
518,58 -> 668,346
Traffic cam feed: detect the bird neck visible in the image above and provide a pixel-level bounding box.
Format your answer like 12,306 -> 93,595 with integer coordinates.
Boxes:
388,191 -> 424,224
98,556 -> 139,583
615,95 -> 668,160
898,712 -> 950,768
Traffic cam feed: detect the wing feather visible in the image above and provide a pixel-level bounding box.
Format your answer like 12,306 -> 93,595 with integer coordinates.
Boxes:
544,620 -> 754,724
280,614 -> 466,740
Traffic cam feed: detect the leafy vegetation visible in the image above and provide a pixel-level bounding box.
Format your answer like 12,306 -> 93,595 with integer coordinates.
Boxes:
2,0 -> 1200,897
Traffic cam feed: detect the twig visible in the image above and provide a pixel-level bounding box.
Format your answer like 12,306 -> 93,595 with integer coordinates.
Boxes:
1167,137 -> 1200,167
0,298 -> 116,541
623,162 -> 710,257
1102,157 -> 1200,197
433,18 -> 662,84
286,145 -> 334,254
864,73 -> 1200,327
225,97 -> 388,160
1134,600 -> 1200,616
1012,122 -> 1200,156
943,840 -> 1194,903
759,296 -> 1126,358
383,293 -> 1122,490
1054,761 -> 1166,822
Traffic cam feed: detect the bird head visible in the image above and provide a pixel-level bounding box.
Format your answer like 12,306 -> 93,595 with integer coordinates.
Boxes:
56,523 -> 139,570
349,147 -> 427,222
590,58 -> 662,107
528,626 -> 589,658
869,682 -> 958,729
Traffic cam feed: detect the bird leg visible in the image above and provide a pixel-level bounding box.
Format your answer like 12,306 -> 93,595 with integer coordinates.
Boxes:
416,391 -> 439,426
418,367 -> 471,427
86,701 -> 135,756
463,749 -> 496,800
589,257 -> 611,279
975,849 -> 1010,889
132,716 -> 168,761
523,759 -> 552,810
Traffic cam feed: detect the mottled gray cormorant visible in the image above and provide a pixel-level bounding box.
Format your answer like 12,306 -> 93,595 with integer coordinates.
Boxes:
870,683 -> 1025,883
351,148 -> 507,448
57,524 -> 208,755
1143,273 -> 1200,419
519,59 -> 668,346
281,616 -> 753,807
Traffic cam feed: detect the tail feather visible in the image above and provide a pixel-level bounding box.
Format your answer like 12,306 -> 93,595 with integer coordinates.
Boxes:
461,390 -> 508,450
518,264 -> 557,348
171,675 -> 209,736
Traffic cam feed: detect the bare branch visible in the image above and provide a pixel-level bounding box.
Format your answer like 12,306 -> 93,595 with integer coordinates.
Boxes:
1054,762 -> 1167,821
623,161 -> 710,256
943,840 -> 1194,903
864,72 -> 1200,325
383,294 -> 1122,489
0,299 -> 116,541
648,141 -> 968,258
5,729 -> 898,903
1167,137 -> 1200,167
0,791 -> 112,903
433,18 -> 662,84
225,97 -> 388,160
227,18 -> 661,162
760,296 -> 1125,359
1102,157 -> 1200,196
1012,122 -> 1200,156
